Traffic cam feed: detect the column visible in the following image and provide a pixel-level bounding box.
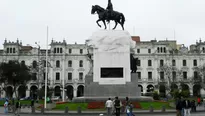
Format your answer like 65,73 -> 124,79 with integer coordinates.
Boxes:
26,90 -> 30,97
73,87 -> 77,97
2,91 -> 6,98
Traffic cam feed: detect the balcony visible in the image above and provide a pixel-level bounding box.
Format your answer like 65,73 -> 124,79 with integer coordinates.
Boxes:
65,80 -> 73,84
148,79 -> 155,83
54,80 -> 61,84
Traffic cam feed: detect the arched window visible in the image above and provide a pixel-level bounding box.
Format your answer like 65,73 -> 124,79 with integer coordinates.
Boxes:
10,48 -> 12,53
56,60 -> 60,68
164,47 -> 166,53
60,48 -> 63,53
57,48 -> 59,53
54,48 -> 56,53
32,61 -> 37,68
160,47 -> 163,53
13,48 -> 16,53
21,60 -> 25,65
157,47 -> 160,53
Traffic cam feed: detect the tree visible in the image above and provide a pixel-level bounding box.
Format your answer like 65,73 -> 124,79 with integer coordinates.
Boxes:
0,60 -> 32,98
157,64 -> 180,96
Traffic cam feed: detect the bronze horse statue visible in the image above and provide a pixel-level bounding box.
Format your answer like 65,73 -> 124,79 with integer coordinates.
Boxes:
91,5 -> 125,30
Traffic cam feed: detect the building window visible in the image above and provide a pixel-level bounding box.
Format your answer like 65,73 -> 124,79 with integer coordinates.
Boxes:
60,48 -> 63,53
7,48 -> 9,53
157,47 -> 160,53
57,48 -> 59,53
69,49 -> 72,54
183,60 -> 186,66
137,59 -> 141,66
160,47 -> 163,53
43,60 -> 46,67
9,48 -> 12,53
172,60 -> 176,66
32,61 -> 37,68
148,49 -> 151,53
79,60 -> 83,67
194,71 -> 198,79
13,48 -> 15,53
54,48 -> 56,53
137,49 -> 140,53
56,72 -> 60,80
148,72 -> 152,80
56,60 -> 60,68
148,60 -> 152,66
137,72 -> 141,79
203,47 -> 205,53
79,73 -> 83,80
32,73 -> 37,80
160,60 -> 164,66
160,72 -> 164,80
183,72 -> 187,80
80,49 -> 83,54
21,60 -> 25,65
68,73 -> 72,80
43,72 -> 46,80
172,71 -> 176,81
68,60 -> 72,67
193,59 -> 197,66
164,47 -> 166,53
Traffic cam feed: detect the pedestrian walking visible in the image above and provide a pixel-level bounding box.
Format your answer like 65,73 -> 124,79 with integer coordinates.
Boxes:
4,99 -> 9,114
176,98 -> 182,116
105,98 -> 113,116
183,99 -> 191,116
125,104 -> 132,116
129,102 -> 135,116
114,96 -> 122,116
15,99 -> 21,116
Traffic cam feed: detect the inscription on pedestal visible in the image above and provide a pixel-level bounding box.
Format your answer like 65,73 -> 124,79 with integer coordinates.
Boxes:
101,67 -> 123,78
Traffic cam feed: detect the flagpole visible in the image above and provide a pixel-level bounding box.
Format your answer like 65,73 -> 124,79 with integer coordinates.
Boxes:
44,26 -> 49,109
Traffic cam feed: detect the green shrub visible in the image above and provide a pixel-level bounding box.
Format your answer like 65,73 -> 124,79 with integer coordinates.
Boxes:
153,91 -> 160,100
171,89 -> 181,99
181,90 -> 190,98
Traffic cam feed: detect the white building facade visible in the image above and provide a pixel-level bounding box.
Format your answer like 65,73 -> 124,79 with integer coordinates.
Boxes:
0,38 -> 205,99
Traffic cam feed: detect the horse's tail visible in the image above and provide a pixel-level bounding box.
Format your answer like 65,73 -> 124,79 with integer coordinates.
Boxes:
120,13 -> 125,25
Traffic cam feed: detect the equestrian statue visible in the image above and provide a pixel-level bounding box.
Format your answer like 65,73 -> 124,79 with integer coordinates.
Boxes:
91,0 -> 125,30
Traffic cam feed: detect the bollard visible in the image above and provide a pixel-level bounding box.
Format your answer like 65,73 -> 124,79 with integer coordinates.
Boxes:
149,105 -> 153,112
41,106 -> 44,114
77,106 -> 82,114
65,106 -> 68,114
161,105 -> 166,112
32,106 -> 35,114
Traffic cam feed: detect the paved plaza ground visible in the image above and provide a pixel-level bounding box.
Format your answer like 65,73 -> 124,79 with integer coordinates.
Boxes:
1,113 -> 205,116
0,106 -> 205,116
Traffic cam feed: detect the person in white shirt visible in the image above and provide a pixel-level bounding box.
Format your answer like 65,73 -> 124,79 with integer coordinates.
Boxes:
105,98 -> 113,116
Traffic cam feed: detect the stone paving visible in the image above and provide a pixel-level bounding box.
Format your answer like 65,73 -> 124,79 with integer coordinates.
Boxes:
0,106 -> 204,115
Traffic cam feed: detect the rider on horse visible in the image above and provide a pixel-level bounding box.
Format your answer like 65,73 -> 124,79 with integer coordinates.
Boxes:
106,0 -> 113,23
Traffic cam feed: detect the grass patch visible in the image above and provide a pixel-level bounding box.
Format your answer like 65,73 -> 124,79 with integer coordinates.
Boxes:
140,101 -> 172,110
53,103 -> 88,110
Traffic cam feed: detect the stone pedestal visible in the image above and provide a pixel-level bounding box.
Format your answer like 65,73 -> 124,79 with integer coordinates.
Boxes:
73,30 -> 152,102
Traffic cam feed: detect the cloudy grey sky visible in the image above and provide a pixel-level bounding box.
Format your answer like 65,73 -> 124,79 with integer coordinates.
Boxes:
0,0 -> 205,49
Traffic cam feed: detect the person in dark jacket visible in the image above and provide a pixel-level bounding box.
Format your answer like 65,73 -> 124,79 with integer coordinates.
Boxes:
176,98 -> 182,116
191,100 -> 196,112
183,99 -> 191,116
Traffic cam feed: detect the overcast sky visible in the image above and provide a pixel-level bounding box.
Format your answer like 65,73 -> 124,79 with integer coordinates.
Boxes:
0,0 -> 205,49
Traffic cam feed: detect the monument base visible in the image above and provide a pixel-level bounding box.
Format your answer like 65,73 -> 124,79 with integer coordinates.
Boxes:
72,96 -> 153,103
72,73 -> 153,102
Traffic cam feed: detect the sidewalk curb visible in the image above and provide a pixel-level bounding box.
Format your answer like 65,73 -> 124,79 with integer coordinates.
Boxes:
1,110 -> 205,115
